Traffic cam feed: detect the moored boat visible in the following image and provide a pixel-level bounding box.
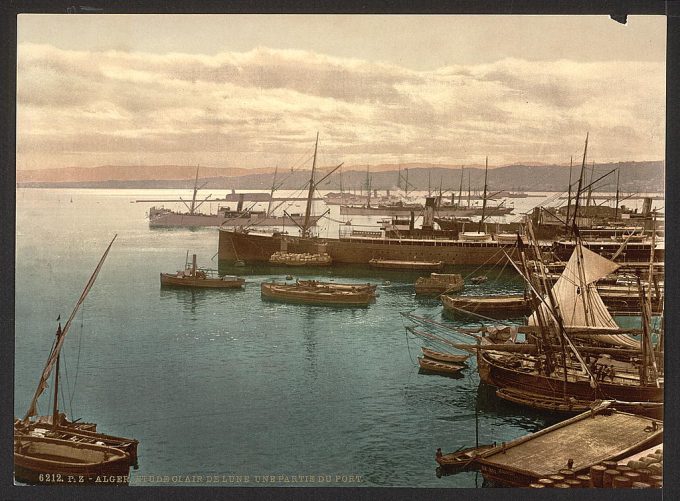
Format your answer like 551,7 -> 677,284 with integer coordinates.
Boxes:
441,294 -> 530,318
14,435 -> 132,485
261,281 -> 376,306
417,357 -> 464,375
421,347 -> 470,364
414,273 -> 464,295
14,236 -> 139,485
369,258 -> 443,271
160,254 -> 245,289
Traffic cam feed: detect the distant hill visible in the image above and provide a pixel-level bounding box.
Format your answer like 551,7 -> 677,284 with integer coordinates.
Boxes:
16,161 -> 664,193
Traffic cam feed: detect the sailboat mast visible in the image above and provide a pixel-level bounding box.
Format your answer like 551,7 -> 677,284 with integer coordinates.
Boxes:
458,166 -> 464,207
52,351 -> 60,428
586,161 -> 595,208
572,133 -> 589,230
23,235 -> 117,422
302,132 -> 319,236
477,157 -> 489,233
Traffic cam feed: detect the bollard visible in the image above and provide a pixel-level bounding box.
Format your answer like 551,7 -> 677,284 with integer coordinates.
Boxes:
613,476 -> 632,488
603,469 -> 619,488
590,465 -> 606,487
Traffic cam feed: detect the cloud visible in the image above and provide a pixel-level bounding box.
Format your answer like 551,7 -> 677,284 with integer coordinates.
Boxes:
16,43 -> 665,169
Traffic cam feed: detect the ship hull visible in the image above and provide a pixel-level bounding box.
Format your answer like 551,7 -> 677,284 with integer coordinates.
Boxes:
218,230 -> 521,266
477,350 -> 663,404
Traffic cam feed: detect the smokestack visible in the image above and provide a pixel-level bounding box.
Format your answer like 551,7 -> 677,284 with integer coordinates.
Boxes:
423,197 -> 436,229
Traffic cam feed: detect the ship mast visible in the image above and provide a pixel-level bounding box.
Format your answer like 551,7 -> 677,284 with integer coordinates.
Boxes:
302,132 -> 319,237
266,166 -> 278,217
615,168 -> 620,219
190,165 -> 200,215
458,165 -> 464,207
571,132 -> 589,231
565,157 -> 573,233
477,157 -> 489,233
467,171 -> 471,208
24,235 -> 117,422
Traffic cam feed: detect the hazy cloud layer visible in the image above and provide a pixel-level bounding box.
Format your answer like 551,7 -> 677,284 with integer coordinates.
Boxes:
17,43 -> 665,170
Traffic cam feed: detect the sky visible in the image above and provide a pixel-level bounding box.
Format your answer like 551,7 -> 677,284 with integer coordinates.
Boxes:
16,14 -> 666,170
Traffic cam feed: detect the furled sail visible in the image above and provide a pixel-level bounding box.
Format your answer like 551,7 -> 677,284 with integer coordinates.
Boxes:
23,235 -> 117,420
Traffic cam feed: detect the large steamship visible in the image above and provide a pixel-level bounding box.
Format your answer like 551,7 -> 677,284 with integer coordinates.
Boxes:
218,137 -> 522,266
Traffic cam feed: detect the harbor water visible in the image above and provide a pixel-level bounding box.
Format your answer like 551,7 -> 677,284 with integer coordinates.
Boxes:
15,188 -> 648,487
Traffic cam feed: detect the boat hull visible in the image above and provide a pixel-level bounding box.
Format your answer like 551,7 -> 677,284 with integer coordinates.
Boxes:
477,350 -> 664,404
261,282 -> 375,307
160,273 -> 245,289
14,436 -> 132,485
369,259 -> 443,271
218,230 -> 521,266
441,294 -> 530,318
417,357 -> 464,375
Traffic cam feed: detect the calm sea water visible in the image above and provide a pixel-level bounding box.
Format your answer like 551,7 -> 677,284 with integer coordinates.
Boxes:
15,188 -> 635,488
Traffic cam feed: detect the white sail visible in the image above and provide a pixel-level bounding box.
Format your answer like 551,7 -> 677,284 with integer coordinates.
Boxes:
530,243 -> 642,348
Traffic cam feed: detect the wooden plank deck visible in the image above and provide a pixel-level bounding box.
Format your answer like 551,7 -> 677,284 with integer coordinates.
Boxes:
482,412 -> 659,476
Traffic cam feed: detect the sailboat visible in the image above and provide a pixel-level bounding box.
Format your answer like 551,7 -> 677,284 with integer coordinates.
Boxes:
476,226 -> 663,417
14,236 -> 139,485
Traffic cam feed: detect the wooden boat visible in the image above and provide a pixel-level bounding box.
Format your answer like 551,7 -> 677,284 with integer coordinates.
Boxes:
417,357 -> 464,375
494,387 -> 663,420
269,251 -> 332,266
14,435 -> 132,484
261,281 -> 376,306
369,258 -> 443,271
296,280 -> 377,293
436,444 -> 496,472
160,254 -> 245,289
421,347 -> 470,364
474,402 -> 663,487
414,273 -> 464,295
14,236 -> 139,485
477,346 -> 663,408
469,275 -> 488,284
441,294 -> 530,318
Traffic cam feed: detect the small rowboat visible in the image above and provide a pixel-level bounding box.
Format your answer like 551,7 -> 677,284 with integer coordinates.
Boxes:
369,259 -> 444,271
261,281 -> 376,306
436,444 -> 496,472
417,357 -> 464,375
441,293 -> 530,318
421,347 -> 470,364
14,435 -> 132,485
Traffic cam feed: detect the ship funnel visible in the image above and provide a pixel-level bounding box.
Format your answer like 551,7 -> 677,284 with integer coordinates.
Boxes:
423,197 -> 436,230
642,197 -> 652,216
236,194 -> 245,212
